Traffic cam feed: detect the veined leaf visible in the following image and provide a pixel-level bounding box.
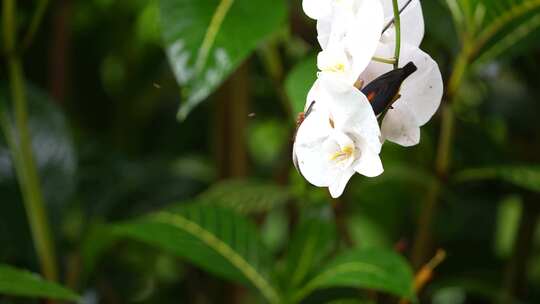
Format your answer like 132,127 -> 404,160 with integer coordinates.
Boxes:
284,217 -> 336,289
0,264 -> 80,301
160,0 -> 287,119
197,179 -> 290,214
291,248 -> 415,303
285,54 -> 317,115
454,165 -> 540,192
114,204 -> 281,303
451,0 -> 540,61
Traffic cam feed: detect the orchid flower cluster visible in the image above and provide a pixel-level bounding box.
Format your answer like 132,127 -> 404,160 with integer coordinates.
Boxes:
293,0 -> 443,198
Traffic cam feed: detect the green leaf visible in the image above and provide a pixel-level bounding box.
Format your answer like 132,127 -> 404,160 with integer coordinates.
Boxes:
452,0 -> 540,61
160,0 -> 287,119
260,208 -> 288,254
197,179 -> 290,214
0,264 -> 80,301
80,223 -> 119,277
285,54 -> 317,115
454,165 -> 540,192
291,248 -> 415,303
494,196 -> 522,258
284,217 -> 336,289
114,204 -> 281,303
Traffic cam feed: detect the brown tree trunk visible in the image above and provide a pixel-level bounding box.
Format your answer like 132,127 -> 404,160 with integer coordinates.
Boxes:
214,63 -> 250,179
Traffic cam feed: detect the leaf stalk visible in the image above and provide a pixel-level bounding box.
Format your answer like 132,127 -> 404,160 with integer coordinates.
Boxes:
1,0 -> 58,282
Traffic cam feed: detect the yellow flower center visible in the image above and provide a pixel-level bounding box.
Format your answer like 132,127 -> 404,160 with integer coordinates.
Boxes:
328,63 -> 345,73
330,145 -> 354,163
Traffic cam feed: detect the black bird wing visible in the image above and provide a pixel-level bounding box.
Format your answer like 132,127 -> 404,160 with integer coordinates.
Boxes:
361,61 -> 417,115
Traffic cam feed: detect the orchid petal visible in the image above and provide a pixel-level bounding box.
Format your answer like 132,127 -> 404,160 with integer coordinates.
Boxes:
317,79 -> 382,153
317,19 -> 332,49
380,0 -> 424,47
381,104 -> 420,146
345,0 -> 385,77
361,43 -> 443,126
293,110 -> 335,187
396,44 -> 443,126
329,168 -> 356,198
303,0 -> 332,20
354,139 -> 384,177
297,96 -> 332,145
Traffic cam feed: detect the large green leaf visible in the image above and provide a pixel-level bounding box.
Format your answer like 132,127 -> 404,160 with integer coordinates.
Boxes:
291,248 -> 415,303
0,264 -> 79,301
285,54 -> 317,115
160,0 -> 287,119
454,165 -> 540,192
197,179 -> 290,214
114,204 -> 281,303
283,217 -> 336,289
449,0 -> 540,61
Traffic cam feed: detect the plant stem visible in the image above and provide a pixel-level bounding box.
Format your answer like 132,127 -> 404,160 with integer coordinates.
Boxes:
2,0 -> 58,282
410,106 -> 453,269
2,0 -> 15,52
410,45 -> 470,269
392,0 -> 401,69
22,0 -> 50,50
9,56 -> 59,283
372,56 -> 396,65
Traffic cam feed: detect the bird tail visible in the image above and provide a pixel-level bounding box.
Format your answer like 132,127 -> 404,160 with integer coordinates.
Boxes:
402,61 -> 418,78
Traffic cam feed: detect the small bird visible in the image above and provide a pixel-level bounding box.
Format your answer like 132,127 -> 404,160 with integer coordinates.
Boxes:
361,61 -> 417,115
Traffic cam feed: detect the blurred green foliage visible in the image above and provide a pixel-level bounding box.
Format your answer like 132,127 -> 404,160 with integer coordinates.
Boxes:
1,0 -> 540,303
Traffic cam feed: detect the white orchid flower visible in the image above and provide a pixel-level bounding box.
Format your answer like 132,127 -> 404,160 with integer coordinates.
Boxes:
317,42 -> 358,87
358,43 -> 443,146
379,0 -> 424,48
356,0 -> 443,146
293,79 -> 383,198
307,0 -> 422,49
303,0 -> 385,82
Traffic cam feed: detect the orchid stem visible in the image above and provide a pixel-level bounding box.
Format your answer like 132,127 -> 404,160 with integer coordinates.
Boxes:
2,0 -> 58,282
372,56 -> 396,65
391,0 -> 401,69
411,42 -> 471,269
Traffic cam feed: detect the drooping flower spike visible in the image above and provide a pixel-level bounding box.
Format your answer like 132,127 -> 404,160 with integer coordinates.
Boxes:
294,0 -> 443,197
292,62 -> 418,196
